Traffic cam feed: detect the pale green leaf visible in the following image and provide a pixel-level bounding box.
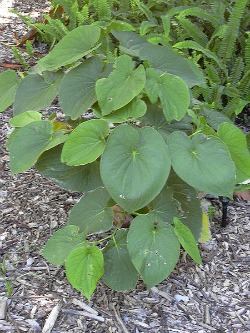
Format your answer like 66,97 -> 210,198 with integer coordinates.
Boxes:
0,70 -> 19,112
218,123 -> 250,183
41,226 -> 86,265
103,230 -> 138,291
9,120 -> 53,174
100,125 -> 171,213
174,217 -> 202,264
168,132 -> 236,197
96,55 -> 146,115
127,215 -> 180,288
67,187 -> 113,234
65,245 -> 104,300
61,119 -> 109,166
38,25 -> 101,71
9,111 -> 42,127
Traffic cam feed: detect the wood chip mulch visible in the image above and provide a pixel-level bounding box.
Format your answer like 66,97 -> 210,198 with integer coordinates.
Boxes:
0,0 -> 250,332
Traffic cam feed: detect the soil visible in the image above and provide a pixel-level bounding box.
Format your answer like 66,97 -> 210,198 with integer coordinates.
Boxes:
0,1 -> 250,332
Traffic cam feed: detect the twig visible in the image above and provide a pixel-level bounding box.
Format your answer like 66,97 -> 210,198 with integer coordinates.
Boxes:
72,298 -> 98,316
62,309 -> 104,322
112,304 -> 130,333
151,286 -> 172,301
42,302 -> 62,333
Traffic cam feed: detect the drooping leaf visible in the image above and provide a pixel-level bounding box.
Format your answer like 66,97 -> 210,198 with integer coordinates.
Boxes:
38,25 -> 101,71
0,70 -> 19,112
9,111 -> 42,127
127,215 -> 180,288
168,131 -> 236,197
112,30 -> 148,57
94,98 -> 147,123
199,213 -> 211,243
61,119 -> 110,166
145,68 -> 190,121
173,217 -> 202,264
103,230 -> 138,291
139,43 -> 206,88
13,71 -> 63,115
59,57 -> 103,119
200,108 -> 233,130
167,171 -> 203,241
9,120 -> 53,174
45,130 -> 67,150
41,226 -> 86,265
67,187 -> 113,234
218,123 -> 250,183
65,245 -> 104,300
96,55 -> 146,115
35,145 -> 103,192
100,125 -> 171,213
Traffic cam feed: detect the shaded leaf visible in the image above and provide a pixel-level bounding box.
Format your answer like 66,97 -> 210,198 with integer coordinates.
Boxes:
0,70 -> 19,112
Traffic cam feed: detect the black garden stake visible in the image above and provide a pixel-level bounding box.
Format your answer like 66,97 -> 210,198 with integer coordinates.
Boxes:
220,197 -> 230,227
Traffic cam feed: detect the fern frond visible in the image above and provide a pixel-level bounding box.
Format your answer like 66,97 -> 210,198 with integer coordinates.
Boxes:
204,61 -> 221,84
43,14 -> 69,40
178,7 -> 219,29
77,4 -> 89,25
218,0 -> 248,62
228,57 -> 244,87
93,0 -> 111,21
245,33 -> 250,72
133,0 -> 155,22
239,70 -> 250,100
176,16 -> 208,47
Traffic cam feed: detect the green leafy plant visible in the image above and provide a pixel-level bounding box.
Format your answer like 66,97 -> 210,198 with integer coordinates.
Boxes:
1,5 -> 250,300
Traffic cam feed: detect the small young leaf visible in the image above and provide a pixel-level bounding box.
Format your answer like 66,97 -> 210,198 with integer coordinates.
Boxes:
67,187 -> 113,234
173,217 -> 202,264
127,215 -> 180,288
38,25 -> 101,71
61,120 -> 110,166
0,70 -> 19,112
168,131 -> 236,197
41,225 -> 86,265
103,230 -> 138,291
9,120 -> 53,174
65,245 -> 104,300
96,55 -> 146,115
100,125 -> 171,213
9,111 -> 42,127
36,145 -> 103,192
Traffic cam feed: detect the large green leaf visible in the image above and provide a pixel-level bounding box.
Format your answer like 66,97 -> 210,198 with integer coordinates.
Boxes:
0,70 -> 19,112
167,171 -> 202,241
96,55 -> 146,115
41,226 -> 86,265
145,68 -> 190,121
9,111 -> 42,127
200,108 -> 233,130
127,215 -> 180,288
218,123 -> 250,183
100,125 -> 171,213
9,120 -> 53,174
139,43 -> 205,88
38,25 -> 101,71
59,57 -> 103,119
103,230 -> 138,291
35,145 -> 103,192
65,245 -> 104,300
13,71 -> 63,115
67,187 -> 113,234
94,98 -> 147,123
61,119 -> 109,166
173,217 -> 202,264
168,131 -> 236,197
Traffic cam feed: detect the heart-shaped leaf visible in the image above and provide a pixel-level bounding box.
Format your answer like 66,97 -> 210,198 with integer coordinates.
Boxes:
65,245 -> 104,300
103,230 -> 138,291
38,25 -> 101,71
61,119 -> 110,166
9,120 -> 53,174
9,111 -> 42,127
100,125 -> 171,213
145,68 -> 190,121
96,55 -> 146,115
41,226 -> 86,265
59,57 -> 103,119
168,131 -> 236,197
127,215 -> 180,288
36,145 -> 103,192
67,187 -> 113,234
0,70 -> 19,112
